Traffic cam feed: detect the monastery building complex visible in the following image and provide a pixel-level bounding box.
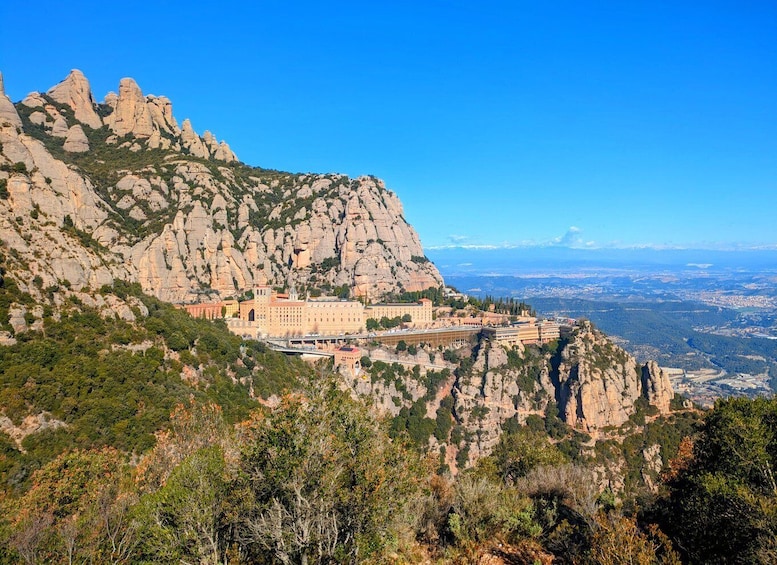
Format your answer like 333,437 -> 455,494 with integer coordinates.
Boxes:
183,286 -> 433,338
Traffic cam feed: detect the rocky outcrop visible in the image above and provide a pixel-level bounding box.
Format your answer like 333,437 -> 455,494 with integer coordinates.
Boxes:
341,322 -> 675,472
180,118 -> 209,158
104,77 -> 156,138
556,321 -> 673,433
456,346 -> 513,459
443,322 -> 675,466
46,69 -> 102,129
63,124 -> 89,152
0,412 -> 67,450
556,321 -> 642,432
0,72 -> 22,129
641,360 -> 673,413
0,70 -> 442,303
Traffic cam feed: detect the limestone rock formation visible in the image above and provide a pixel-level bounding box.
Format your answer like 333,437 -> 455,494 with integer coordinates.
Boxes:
0,412 -> 67,449
63,124 -> 89,152
50,114 -> 69,137
450,340 -> 555,465
641,360 -> 673,413
46,69 -> 102,129
0,72 -> 22,129
21,91 -> 46,109
180,118 -> 209,158
104,77 -> 156,138
555,321 -> 641,431
556,321 -> 673,433
442,321 -> 675,466
0,70 -> 442,303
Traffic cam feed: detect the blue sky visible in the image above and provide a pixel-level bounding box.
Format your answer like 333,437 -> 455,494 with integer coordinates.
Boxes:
1,1 -> 775,250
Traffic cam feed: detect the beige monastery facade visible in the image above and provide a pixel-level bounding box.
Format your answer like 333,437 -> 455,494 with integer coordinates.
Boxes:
481,318 -> 561,347
363,299 -> 433,325
184,287 -> 433,338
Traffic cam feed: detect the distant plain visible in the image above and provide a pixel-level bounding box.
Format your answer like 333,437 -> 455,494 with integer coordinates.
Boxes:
428,247 -> 777,404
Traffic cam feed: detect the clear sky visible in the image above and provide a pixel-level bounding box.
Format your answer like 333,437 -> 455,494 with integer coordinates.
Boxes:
1,1 -> 775,250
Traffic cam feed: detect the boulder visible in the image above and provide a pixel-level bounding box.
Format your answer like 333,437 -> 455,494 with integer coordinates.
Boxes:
63,124 -> 90,152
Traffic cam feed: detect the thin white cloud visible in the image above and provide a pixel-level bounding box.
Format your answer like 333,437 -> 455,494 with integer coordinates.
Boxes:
425,229 -> 777,252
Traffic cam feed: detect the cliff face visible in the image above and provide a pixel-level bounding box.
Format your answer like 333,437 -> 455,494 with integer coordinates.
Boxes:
345,322 -> 674,469
0,70 -> 442,303
555,321 -> 673,431
555,320 -> 643,431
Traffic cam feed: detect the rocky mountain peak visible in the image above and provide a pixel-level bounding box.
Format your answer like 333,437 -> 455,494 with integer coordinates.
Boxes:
0,72 -> 22,129
104,77 -> 155,138
46,69 -> 102,129
180,118 -> 209,158
556,321 -> 673,433
1,70 -> 442,302
641,360 -> 673,413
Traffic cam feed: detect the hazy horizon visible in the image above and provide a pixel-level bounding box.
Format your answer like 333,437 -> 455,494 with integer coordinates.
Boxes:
426,246 -> 777,277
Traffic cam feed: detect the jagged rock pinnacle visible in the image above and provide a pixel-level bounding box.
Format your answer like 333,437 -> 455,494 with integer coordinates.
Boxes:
47,69 -> 103,129
0,71 -> 22,129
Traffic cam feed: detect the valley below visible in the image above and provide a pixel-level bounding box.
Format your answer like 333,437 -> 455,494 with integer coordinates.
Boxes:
431,246 -> 777,407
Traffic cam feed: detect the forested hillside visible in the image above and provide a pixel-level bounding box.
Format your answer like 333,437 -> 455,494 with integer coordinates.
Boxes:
0,262 -> 308,494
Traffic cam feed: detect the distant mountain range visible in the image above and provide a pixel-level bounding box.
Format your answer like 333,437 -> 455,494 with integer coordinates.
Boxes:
427,246 -> 777,276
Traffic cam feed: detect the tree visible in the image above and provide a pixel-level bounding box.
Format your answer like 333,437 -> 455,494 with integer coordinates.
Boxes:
135,400 -> 230,494
658,396 -> 777,563
1,448 -> 134,564
487,427 -> 568,485
446,474 -> 540,547
236,384 -> 423,563
587,514 -> 681,565
137,446 -> 230,564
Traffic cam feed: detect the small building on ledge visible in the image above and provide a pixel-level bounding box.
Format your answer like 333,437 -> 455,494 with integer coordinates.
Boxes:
334,346 -> 362,376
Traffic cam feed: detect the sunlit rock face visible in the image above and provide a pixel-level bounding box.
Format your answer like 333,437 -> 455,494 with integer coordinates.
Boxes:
0,70 -> 443,302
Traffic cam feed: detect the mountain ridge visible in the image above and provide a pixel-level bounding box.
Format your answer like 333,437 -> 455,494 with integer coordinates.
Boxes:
0,69 -> 443,304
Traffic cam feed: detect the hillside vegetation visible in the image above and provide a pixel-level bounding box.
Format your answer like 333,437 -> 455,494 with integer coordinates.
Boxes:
0,265 -> 309,493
